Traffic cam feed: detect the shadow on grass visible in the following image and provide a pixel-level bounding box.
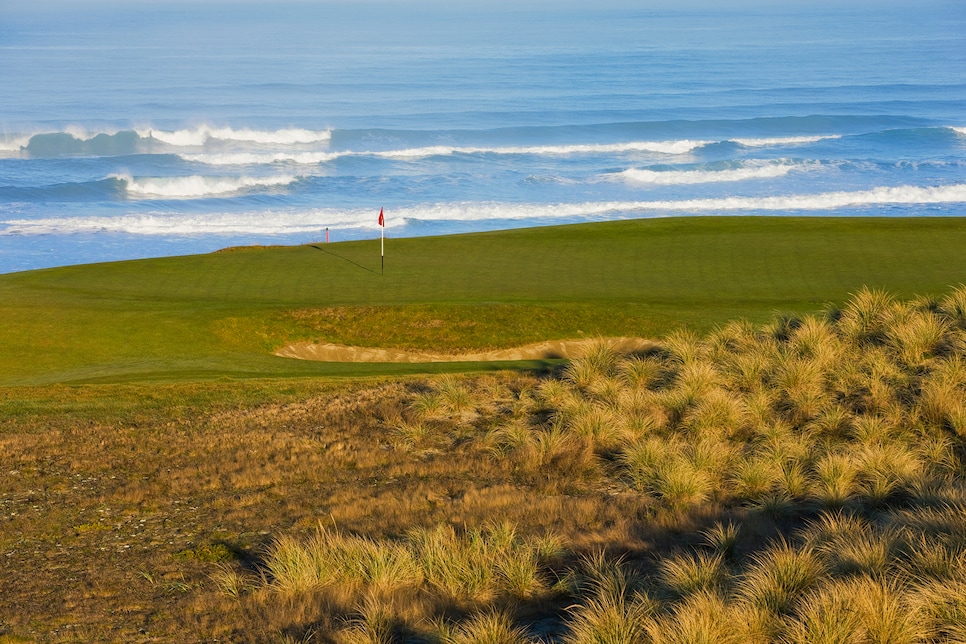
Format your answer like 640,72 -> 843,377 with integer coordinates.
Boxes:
310,244 -> 380,275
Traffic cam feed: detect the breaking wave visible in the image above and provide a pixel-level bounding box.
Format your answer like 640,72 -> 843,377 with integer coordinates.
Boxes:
613,160 -> 818,185
5,184 -> 964,236
179,151 -> 341,166
111,174 -> 299,199
179,135 -> 849,166
731,135 -> 842,147
11,126 -> 331,158
137,126 -> 332,147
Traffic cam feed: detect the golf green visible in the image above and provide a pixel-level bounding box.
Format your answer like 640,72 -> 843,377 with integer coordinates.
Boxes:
1,217 -> 964,385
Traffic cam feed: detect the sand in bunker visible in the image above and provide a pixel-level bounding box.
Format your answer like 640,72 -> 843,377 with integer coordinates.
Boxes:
275,337 -> 656,363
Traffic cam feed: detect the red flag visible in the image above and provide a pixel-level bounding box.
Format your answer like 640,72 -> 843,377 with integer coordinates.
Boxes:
378,208 -> 384,227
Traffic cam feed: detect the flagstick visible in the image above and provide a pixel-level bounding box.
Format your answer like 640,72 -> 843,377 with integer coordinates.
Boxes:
381,221 -> 384,275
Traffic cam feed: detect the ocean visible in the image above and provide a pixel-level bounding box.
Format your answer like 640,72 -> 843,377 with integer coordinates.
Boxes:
1,0 -> 965,274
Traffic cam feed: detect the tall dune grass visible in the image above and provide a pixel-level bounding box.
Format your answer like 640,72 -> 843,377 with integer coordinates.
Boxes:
236,286 -> 966,642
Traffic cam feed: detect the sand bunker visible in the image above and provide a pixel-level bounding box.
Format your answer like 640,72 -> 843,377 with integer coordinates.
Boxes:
275,337 -> 656,363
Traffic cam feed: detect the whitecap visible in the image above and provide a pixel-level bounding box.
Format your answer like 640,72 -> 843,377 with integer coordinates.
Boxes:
111,174 -> 299,199
613,160 -> 817,185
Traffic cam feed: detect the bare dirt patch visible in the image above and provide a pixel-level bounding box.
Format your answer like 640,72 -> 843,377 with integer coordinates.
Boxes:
274,336 -> 656,363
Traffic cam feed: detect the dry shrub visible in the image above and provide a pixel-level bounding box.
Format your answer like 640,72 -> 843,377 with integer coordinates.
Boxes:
724,350 -> 773,394
652,459 -> 714,511
782,581 -> 864,644
807,405 -> 854,440
731,454 -> 782,502
621,436 -> 679,493
673,361 -> 723,398
917,357 -> 966,435
789,315 -> 842,362
900,535 -> 966,582
526,425 -> 599,483
707,318 -> 758,357
564,401 -> 625,452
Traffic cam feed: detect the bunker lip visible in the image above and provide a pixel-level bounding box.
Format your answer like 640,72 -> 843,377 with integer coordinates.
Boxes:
274,337 -> 656,363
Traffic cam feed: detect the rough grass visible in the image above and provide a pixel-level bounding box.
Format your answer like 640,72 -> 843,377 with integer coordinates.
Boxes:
5,287 -> 966,641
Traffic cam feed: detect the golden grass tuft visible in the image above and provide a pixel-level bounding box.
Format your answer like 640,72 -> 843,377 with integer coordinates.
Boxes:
737,542 -> 826,615
658,551 -> 726,599
563,554 -> 656,644
440,610 -> 534,644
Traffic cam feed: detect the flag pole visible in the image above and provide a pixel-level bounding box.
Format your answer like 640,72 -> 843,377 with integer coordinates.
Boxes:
378,207 -> 385,275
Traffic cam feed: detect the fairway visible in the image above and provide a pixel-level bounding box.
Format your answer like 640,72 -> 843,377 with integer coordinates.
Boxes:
1,216 -> 965,385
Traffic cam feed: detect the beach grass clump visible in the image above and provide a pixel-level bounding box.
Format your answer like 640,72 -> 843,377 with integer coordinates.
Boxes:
407,523 -> 548,603
257,522 -> 564,640
617,355 -> 665,390
909,579 -> 966,643
563,555 -> 656,644
737,542 -> 826,616
564,341 -> 621,392
263,525 -> 422,596
658,551 -> 727,600
647,591 -> 757,644
437,610 -> 534,644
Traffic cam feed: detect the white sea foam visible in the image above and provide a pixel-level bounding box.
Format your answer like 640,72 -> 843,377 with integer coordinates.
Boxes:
180,151 -> 341,166
614,183 -> 966,213
951,127 -> 966,136
376,139 -> 713,159
0,211 -> 357,236
177,139 -> 711,166
139,126 -> 332,147
614,161 -> 815,185
112,174 -> 299,199
63,125 -> 121,141
731,135 -> 841,147
0,135 -> 32,154
6,184 -> 965,237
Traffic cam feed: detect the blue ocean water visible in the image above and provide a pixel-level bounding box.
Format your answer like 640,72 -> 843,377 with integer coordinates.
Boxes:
1,0 -> 965,274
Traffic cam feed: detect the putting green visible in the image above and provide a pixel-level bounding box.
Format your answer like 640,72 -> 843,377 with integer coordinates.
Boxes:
1,216 -> 965,385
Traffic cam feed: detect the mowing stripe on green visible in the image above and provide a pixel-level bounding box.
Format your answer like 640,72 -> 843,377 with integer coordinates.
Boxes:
2,217 -> 965,384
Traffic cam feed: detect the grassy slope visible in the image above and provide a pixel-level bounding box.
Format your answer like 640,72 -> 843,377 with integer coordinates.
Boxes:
1,216 -> 965,385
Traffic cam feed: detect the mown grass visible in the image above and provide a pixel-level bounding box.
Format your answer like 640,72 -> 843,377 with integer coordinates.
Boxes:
2,217 -> 966,384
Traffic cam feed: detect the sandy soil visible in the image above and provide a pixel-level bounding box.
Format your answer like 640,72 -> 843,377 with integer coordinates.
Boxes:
274,337 -> 656,363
